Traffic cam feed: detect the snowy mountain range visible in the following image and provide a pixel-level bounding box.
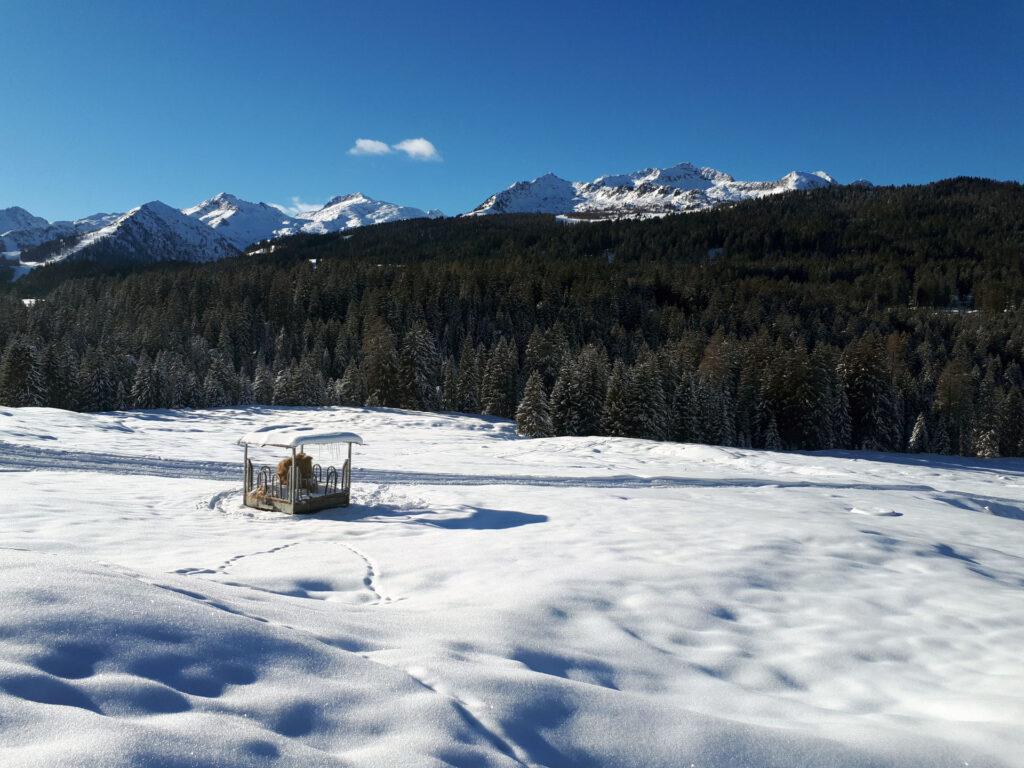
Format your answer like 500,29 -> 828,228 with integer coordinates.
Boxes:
466,162 -> 839,218
284,193 -> 443,235
50,202 -> 240,264
2,161 -> 848,273
181,192 -> 441,248
1,212 -> 123,253
3,193 -> 442,270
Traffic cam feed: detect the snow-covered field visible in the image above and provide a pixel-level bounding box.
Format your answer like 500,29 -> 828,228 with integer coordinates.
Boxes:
0,406 -> 1022,767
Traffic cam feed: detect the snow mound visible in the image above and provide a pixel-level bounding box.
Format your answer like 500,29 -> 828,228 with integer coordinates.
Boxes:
0,550 -> 523,767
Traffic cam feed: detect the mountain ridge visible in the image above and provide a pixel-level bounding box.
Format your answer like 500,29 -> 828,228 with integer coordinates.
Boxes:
466,162 -> 839,218
3,162 -> 849,271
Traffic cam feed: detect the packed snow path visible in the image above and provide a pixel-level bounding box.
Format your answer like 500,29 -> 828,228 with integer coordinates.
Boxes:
0,406 -> 1022,767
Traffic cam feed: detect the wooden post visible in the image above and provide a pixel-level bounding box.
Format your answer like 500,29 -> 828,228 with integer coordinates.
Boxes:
243,444 -> 249,497
290,446 -> 296,504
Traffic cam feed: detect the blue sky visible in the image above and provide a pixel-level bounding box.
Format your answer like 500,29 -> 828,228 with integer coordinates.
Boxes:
2,0 -> 1021,220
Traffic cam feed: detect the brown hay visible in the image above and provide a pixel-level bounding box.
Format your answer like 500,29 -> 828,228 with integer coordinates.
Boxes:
276,457 -> 292,486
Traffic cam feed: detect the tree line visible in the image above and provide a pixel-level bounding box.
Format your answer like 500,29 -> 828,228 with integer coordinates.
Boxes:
2,177 -> 1023,457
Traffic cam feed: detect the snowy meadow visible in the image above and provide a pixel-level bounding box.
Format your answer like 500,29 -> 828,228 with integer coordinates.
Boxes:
0,405 -> 1022,767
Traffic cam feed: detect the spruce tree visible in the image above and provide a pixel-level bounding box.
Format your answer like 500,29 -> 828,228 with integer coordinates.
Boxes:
0,337 -> 34,407
455,338 -> 480,412
670,372 -> 696,442
481,338 -> 518,418
336,364 -> 366,406
908,413 -> 929,452
362,320 -> 401,407
440,358 -> 459,410
516,371 -> 553,437
253,363 -> 274,404
601,361 -> 631,437
763,414 -> 783,451
131,353 -> 160,409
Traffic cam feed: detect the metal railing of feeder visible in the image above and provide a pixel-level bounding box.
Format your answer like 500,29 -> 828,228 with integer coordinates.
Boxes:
244,457 -> 350,502
239,429 -> 362,510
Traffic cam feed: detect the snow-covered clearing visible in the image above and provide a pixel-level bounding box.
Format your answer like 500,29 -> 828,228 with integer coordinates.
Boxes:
0,405 -> 1022,767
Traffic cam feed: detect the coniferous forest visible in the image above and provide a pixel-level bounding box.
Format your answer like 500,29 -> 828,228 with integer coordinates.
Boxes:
2,177 -> 1023,457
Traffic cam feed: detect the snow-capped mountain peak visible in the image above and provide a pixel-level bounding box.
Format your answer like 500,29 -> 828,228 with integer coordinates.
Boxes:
183,193 -> 301,248
467,162 -> 841,219
181,191 -> 442,245
51,200 -> 239,265
780,170 -> 837,188
289,193 -> 443,233
2,210 -> 123,255
0,206 -> 48,235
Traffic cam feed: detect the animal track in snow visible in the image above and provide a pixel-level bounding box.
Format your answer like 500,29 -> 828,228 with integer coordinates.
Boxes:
340,543 -> 390,604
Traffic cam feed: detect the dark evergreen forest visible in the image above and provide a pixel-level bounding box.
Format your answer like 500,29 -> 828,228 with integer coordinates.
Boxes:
2,177 -> 1023,456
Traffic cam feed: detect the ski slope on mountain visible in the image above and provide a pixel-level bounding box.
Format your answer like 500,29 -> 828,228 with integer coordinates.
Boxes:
1,213 -> 121,255
0,406 -> 1021,767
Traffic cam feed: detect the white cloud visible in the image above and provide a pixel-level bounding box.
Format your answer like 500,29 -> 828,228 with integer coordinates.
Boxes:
346,136 -> 442,162
392,137 -> 441,161
272,196 -> 324,216
347,138 -> 393,156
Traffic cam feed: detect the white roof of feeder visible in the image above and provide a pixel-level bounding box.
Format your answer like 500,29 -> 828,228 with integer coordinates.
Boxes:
238,427 -> 364,448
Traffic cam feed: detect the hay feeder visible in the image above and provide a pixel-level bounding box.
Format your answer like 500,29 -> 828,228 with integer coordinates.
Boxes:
238,427 -> 363,514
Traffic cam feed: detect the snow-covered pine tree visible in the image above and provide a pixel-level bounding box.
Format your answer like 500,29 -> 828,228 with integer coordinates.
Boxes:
601,361 -> 631,437
973,425 -> 1000,458
202,354 -> 235,407
131,352 -> 160,409
297,356 -> 327,405
455,337 -> 480,412
908,412 -> 929,452
252,363 -> 274,404
997,384 -> 1023,457
481,338 -> 518,418
362,320 -> 401,407
440,357 -> 459,411
692,375 -> 718,445
670,372 -> 696,442
400,324 -> 441,410
237,373 -> 254,406
78,348 -> 117,412
0,336 -> 35,407
336,364 -> 366,406
272,365 -> 298,406
575,345 -> 608,435
44,338 -> 80,411
929,411 -> 952,454
629,355 -> 668,440
763,413 -> 783,451
516,371 -> 553,437
25,341 -> 48,407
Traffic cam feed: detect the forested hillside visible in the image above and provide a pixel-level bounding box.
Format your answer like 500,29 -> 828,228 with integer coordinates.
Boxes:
2,177 -> 1023,456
